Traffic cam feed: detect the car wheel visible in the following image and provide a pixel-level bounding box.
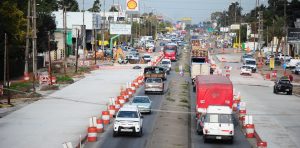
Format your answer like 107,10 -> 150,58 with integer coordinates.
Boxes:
144,91 -> 148,95
288,91 -> 293,95
273,88 -> 277,94
137,128 -> 143,137
113,131 -> 118,137
296,71 -> 299,75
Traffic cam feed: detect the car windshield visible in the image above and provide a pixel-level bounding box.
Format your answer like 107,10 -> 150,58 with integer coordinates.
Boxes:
246,60 -> 256,65
242,66 -> 251,69
133,97 -> 150,103
205,114 -> 233,123
146,78 -> 162,83
117,111 -> 138,118
144,55 -> 150,58
162,61 -> 170,64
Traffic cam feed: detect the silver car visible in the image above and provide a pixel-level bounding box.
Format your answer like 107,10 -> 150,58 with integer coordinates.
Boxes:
131,96 -> 152,114
144,78 -> 164,94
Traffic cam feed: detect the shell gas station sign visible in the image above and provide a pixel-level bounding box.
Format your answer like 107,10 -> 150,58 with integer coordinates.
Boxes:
126,0 -> 139,13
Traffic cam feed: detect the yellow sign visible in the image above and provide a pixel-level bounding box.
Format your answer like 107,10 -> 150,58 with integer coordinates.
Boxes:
127,0 -> 137,9
126,0 -> 139,12
269,57 -> 275,69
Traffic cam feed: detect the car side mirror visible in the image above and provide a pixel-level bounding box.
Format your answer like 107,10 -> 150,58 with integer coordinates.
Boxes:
140,115 -> 144,118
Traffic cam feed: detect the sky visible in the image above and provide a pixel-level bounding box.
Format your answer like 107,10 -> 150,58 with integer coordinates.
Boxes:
77,0 -> 268,24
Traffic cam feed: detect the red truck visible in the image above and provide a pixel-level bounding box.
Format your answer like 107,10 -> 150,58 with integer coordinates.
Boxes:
195,75 -> 233,116
163,44 -> 178,61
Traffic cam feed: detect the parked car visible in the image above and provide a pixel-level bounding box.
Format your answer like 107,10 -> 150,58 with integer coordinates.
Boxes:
277,53 -> 292,60
291,66 -> 300,74
273,77 -> 293,95
240,65 -> 252,76
113,105 -> 143,137
159,42 -> 166,46
144,78 -> 164,94
131,96 -> 152,114
286,59 -> 300,68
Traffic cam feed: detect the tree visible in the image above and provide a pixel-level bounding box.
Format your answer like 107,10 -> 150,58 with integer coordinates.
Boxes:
88,0 -> 101,12
109,6 -> 118,12
57,0 -> 79,11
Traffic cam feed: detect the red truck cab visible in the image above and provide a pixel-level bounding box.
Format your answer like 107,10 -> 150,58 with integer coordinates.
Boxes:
163,45 -> 177,61
195,75 -> 233,116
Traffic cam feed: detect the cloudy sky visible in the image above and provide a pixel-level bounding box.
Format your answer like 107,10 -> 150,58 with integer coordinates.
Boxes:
77,0 -> 268,23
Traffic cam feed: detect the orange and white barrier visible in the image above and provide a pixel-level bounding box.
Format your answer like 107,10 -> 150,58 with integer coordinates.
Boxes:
87,127 -> 97,142
115,100 -> 121,111
96,119 -> 104,133
101,111 -> 110,125
239,109 -> 246,121
245,124 -> 255,138
108,105 -> 116,118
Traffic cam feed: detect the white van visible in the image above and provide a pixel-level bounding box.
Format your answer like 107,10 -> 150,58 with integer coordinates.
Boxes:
202,105 -> 234,143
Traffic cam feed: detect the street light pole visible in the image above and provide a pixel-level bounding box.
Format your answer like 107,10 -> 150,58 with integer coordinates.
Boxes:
48,31 -> 52,85
32,0 -> 37,91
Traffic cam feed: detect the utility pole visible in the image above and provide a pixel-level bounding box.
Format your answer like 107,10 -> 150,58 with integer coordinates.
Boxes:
82,0 -> 86,59
258,11 -> 263,53
25,0 -> 31,80
75,29 -> 79,73
4,33 -> 7,87
284,0 -> 287,69
48,32 -> 52,85
32,0 -> 37,91
63,7 -> 67,75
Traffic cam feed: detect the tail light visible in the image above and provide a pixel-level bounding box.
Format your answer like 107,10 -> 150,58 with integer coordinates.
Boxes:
205,129 -> 209,134
230,131 -> 233,134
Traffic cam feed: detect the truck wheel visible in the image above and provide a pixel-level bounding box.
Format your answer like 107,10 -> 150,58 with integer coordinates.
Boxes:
203,136 -> 208,143
228,137 -> 234,144
196,128 -> 203,135
145,91 -> 148,94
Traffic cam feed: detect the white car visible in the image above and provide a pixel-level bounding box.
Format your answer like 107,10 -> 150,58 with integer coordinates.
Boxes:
143,54 -> 152,62
113,105 -> 143,137
240,65 -> 252,75
277,53 -> 292,60
161,59 -> 172,70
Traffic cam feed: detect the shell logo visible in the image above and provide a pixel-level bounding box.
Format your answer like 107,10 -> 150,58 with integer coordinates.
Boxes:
127,0 -> 137,10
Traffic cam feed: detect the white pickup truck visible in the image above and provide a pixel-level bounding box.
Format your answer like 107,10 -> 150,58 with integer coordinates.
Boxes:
202,105 -> 234,143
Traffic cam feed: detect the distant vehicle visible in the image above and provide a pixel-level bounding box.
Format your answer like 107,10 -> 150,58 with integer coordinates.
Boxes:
163,44 -> 178,61
144,66 -> 167,80
159,42 -> 166,46
241,54 -> 253,62
243,58 -> 257,73
131,96 -> 152,114
202,105 -> 234,143
144,78 -> 164,94
273,77 -> 293,95
240,65 -> 252,75
160,65 -> 170,75
286,59 -> 300,68
160,59 -> 172,70
143,54 -> 152,63
132,65 -> 142,69
113,105 -> 143,137
265,57 -> 281,66
277,53 -> 292,60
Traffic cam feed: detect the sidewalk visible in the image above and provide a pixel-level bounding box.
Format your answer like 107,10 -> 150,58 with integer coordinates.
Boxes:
0,68 -> 140,148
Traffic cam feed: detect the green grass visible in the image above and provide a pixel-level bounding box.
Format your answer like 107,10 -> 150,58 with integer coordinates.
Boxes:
180,98 -> 189,103
56,75 -> 74,84
10,82 -> 32,90
166,97 -> 175,102
78,66 -> 91,73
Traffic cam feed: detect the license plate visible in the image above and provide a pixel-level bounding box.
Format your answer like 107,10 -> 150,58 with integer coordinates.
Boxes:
216,136 -> 222,139
121,128 -> 133,132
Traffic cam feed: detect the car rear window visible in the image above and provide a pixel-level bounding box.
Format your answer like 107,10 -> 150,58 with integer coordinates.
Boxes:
162,61 -> 170,64
117,111 -> 138,118
133,97 -> 150,103
205,114 -> 233,123
146,78 -> 162,83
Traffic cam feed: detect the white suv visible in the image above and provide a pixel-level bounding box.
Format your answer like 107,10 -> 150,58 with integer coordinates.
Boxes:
113,105 -> 143,137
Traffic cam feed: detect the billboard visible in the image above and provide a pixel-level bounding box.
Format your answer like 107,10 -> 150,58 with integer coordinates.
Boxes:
230,24 -> 240,30
288,28 -> 300,42
126,0 -> 139,13
110,24 -> 132,35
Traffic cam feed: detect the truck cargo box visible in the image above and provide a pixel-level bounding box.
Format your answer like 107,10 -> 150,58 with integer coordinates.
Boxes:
195,75 -> 233,114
